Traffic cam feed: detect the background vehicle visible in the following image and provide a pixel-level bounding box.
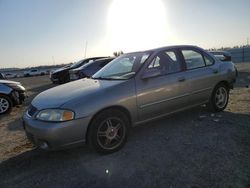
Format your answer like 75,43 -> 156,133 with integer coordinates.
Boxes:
50,57 -> 107,84
24,69 -> 46,77
0,73 -> 5,79
209,51 -> 232,62
4,73 -> 17,79
210,51 -> 238,76
0,80 -> 26,114
69,57 -> 115,81
23,45 -> 237,153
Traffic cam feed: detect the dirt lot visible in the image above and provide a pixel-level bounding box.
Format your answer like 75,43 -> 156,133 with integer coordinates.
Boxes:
0,64 -> 249,187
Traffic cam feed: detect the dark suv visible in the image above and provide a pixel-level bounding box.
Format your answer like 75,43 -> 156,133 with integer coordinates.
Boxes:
0,80 -> 26,114
50,57 -> 107,84
0,73 -> 5,79
69,57 -> 114,81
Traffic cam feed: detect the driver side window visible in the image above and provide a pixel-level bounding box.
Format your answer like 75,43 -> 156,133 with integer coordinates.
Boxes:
147,50 -> 181,74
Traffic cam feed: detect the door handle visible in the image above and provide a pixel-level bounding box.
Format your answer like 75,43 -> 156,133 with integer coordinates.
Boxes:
213,69 -> 219,74
178,77 -> 186,82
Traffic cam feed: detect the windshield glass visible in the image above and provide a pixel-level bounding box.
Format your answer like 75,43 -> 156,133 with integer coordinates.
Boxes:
70,59 -> 85,69
92,52 -> 151,80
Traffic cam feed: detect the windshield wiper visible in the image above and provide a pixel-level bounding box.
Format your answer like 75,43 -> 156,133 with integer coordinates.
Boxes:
91,77 -> 117,80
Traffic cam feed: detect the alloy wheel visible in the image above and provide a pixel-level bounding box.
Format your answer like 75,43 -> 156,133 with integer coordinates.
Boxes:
0,97 -> 10,114
215,87 -> 228,109
97,117 -> 126,150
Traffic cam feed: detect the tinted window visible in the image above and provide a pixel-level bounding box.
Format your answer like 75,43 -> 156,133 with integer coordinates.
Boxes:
148,50 -> 181,74
182,50 -> 205,70
99,60 -> 112,68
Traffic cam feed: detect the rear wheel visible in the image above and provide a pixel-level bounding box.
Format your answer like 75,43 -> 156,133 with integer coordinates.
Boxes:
208,83 -> 229,112
87,109 -> 129,154
0,95 -> 13,114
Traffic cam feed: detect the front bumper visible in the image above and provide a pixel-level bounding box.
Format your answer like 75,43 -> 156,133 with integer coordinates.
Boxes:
69,73 -> 79,81
12,90 -> 26,105
50,73 -> 60,83
50,77 -> 59,83
22,112 -> 91,149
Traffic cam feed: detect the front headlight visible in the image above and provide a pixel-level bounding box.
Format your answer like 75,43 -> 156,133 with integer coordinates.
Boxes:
36,109 -> 74,122
5,83 -> 25,91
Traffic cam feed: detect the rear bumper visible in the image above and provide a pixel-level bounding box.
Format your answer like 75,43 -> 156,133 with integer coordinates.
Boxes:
22,113 -> 91,150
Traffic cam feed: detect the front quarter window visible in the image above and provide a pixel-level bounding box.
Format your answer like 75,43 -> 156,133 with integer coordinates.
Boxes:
92,52 -> 151,80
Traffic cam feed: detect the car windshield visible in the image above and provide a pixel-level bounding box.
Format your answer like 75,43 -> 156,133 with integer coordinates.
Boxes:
92,52 -> 151,80
70,59 -> 85,69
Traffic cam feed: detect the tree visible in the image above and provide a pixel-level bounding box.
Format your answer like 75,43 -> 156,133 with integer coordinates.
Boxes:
113,51 -> 124,57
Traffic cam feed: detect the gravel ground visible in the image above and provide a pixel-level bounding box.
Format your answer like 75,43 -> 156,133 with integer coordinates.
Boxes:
0,63 -> 249,187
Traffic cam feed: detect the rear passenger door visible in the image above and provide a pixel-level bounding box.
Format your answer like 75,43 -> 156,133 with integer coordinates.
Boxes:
180,47 -> 218,105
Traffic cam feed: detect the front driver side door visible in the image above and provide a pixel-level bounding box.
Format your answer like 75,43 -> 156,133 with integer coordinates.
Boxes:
135,49 -> 190,122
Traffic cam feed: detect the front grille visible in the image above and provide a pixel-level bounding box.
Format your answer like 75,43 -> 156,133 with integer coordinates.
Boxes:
51,73 -> 59,79
27,105 -> 37,117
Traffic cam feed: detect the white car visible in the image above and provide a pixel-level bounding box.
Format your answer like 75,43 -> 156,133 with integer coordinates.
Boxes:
4,73 -> 17,78
24,69 -> 46,77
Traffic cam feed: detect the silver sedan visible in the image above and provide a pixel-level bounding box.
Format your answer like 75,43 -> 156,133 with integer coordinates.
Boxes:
23,45 -> 237,153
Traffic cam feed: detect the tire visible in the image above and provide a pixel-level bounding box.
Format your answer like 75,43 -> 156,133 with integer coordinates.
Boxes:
59,75 -> 69,84
0,95 -> 13,115
59,77 -> 65,84
208,83 -> 229,112
87,109 -> 129,154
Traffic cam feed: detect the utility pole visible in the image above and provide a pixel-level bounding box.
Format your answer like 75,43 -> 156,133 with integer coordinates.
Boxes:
52,56 -> 55,65
84,41 -> 88,58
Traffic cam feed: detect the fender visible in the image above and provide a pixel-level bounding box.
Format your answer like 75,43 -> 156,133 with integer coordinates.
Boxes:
0,84 -> 13,95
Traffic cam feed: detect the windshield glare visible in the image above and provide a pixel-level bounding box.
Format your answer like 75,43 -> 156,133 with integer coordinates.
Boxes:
70,59 -> 84,69
92,52 -> 150,80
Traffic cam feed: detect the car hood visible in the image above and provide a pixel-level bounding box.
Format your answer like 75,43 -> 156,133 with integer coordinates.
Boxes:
69,67 -> 81,73
52,66 -> 71,74
32,78 -> 125,110
0,80 -> 20,85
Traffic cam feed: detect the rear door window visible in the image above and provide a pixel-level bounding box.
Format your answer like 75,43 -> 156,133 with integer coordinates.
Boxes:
181,50 -> 206,70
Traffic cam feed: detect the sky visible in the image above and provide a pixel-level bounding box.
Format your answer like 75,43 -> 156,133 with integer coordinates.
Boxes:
0,0 -> 250,68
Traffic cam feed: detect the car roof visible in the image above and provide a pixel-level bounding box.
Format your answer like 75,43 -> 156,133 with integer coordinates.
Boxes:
125,45 -> 202,54
84,56 -> 109,61
92,57 -> 115,62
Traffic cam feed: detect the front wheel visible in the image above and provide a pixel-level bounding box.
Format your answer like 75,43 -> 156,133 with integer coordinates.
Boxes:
0,95 -> 13,115
87,109 -> 129,154
208,83 -> 229,112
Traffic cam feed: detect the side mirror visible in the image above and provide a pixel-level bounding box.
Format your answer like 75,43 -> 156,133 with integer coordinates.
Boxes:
141,69 -> 161,79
